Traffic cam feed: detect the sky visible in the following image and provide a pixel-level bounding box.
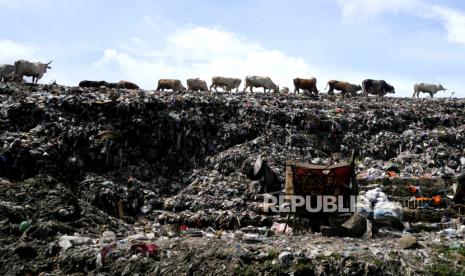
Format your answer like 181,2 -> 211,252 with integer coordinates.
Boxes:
1,0 -> 464,97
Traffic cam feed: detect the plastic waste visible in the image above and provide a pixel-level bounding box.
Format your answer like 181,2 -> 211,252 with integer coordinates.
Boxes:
366,188 -> 388,205
130,242 -> 158,256
270,222 -> 292,235
374,202 -> 403,220
18,221 -> 30,233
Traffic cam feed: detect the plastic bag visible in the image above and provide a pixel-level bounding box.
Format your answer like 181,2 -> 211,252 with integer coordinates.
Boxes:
366,188 -> 388,205
374,201 -> 403,220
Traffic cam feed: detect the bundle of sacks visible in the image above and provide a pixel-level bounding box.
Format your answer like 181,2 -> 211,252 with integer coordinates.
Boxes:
356,188 -> 404,232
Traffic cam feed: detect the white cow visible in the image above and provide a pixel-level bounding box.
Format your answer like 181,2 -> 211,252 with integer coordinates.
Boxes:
13,59 -> 52,84
210,76 -> 241,93
244,76 -> 279,93
413,83 -> 446,98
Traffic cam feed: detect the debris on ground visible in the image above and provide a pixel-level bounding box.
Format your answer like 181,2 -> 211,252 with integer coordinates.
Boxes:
1,82 -> 465,274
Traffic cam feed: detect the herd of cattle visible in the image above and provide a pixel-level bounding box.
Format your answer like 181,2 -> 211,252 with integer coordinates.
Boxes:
0,59 -> 448,98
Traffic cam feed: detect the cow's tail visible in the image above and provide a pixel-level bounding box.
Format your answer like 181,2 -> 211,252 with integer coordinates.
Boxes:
325,82 -> 329,90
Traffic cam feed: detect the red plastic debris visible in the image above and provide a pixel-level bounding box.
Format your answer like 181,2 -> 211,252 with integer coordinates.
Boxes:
131,242 -> 158,256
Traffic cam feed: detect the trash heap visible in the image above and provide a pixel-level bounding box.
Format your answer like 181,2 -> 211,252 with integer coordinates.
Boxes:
1,82 -> 465,275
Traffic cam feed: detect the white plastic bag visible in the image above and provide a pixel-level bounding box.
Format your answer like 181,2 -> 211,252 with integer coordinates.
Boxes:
374,201 -> 403,220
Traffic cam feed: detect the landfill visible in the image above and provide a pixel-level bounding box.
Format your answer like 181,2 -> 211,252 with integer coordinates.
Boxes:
1,82 -> 465,275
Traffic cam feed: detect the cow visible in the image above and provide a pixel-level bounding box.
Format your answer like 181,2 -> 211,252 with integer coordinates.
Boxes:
187,78 -> 208,92
118,80 -> 139,90
13,59 -> 52,84
413,83 -> 446,98
79,80 -> 110,88
361,79 -> 395,97
293,77 -> 318,94
244,76 -> 279,93
210,76 -> 241,93
326,80 -> 361,97
0,64 -> 15,82
156,79 -> 186,92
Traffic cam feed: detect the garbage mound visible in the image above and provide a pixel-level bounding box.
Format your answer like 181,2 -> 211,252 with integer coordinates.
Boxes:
1,83 -> 465,274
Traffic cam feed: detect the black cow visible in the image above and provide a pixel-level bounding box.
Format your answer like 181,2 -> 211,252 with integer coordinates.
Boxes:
362,79 -> 395,97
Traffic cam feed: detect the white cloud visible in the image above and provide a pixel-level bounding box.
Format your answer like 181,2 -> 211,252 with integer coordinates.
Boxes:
338,0 -> 423,20
0,40 -> 38,64
94,26 -> 313,90
432,6 -> 465,44
337,0 -> 465,45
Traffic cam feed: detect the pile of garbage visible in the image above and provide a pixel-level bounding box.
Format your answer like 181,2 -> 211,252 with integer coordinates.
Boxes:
1,82 -> 465,274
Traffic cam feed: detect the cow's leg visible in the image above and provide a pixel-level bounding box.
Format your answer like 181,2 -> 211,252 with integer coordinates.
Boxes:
430,92 -> 433,98
263,87 -> 266,93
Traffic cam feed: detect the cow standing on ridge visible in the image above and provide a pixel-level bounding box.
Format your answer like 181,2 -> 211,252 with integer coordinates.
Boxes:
210,76 -> 241,93
413,83 -> 446,98
13,60 -> 52,84
361,79 -> 395,97
156,79 -> 186,92
293,77 -> 318,94
326,80 -> 361,97
244,76 -> 279,93
187,78 -> 209,92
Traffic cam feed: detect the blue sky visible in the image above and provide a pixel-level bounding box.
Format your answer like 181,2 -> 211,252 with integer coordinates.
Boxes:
1,0 -> 464,97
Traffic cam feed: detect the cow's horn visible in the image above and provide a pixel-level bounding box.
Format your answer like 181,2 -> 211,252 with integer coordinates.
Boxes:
46,60 -> 52,65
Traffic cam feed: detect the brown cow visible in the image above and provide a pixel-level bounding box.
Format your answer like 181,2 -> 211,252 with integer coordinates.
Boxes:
326,80 -> 362,96
293,77 -> 318,94
118,80 -> 139,90
187,78 -> 208,92
156,79 -> 186,92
